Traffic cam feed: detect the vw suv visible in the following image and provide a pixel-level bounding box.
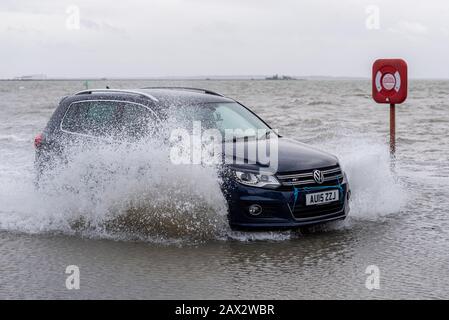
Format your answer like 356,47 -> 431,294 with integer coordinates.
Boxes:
35,87 -> 350,230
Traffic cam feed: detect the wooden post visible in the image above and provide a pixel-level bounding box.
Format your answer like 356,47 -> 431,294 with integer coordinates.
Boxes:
390,103 -> 396,156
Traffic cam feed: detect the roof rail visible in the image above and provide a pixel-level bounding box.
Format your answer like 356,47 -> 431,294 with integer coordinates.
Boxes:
74,89 -> 159,102
141,87 -> 225,97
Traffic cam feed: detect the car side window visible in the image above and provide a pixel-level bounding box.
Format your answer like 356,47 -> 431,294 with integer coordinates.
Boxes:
61,101 -> 120,136
61,100 -> 157,138
120,104 -> 157,138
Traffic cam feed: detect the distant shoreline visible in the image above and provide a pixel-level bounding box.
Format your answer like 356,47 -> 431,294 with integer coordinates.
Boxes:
0,76 -> 446,81
0,77 -> 373,81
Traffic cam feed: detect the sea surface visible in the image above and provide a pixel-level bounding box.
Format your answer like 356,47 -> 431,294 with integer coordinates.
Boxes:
0,79 -> 448,299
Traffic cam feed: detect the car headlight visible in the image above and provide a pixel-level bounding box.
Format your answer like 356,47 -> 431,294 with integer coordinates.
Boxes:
234,170 -> 281,189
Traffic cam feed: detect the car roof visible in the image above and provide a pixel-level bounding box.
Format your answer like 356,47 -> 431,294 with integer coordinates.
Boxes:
139,88 -> 234,103
73,87 -> 235,105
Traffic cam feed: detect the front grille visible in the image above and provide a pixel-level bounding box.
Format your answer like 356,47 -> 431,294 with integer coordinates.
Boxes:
276,164 -> 343,188
277,165 -> 347,220
291,201 -> 345,219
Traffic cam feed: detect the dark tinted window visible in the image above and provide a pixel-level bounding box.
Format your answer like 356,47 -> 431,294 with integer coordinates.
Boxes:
61,100 -> 156,138
120,104 -> 157,138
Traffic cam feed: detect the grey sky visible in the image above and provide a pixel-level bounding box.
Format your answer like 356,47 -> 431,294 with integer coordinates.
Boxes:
1,0 -> 448,78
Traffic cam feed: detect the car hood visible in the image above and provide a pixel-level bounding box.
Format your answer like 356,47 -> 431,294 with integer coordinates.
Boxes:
224,137 -> 338,173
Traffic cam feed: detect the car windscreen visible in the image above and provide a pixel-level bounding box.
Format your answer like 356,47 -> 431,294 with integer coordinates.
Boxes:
172,102 -> 272,141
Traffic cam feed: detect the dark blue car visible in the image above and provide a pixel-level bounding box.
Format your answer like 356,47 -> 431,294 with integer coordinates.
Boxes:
35,87 -> 350,230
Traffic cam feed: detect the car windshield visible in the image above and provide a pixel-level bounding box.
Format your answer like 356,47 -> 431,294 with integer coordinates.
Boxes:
175,102 -> 273,141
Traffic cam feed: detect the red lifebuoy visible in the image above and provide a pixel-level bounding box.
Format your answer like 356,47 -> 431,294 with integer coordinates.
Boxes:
372,59 -> 407,104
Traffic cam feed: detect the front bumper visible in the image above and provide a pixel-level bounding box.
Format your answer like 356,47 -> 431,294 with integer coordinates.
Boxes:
226,181 -> 350,230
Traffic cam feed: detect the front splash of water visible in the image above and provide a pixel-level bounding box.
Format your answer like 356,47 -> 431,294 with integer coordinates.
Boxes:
0,130 -> 408,243
0,138 -> 230,242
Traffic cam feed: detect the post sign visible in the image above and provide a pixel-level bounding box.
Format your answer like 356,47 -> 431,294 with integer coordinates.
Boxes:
372,58 -> 408,157
372,58 -> 407,104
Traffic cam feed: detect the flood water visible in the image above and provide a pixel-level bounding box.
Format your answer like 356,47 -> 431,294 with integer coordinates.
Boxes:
0,79 -> 448,299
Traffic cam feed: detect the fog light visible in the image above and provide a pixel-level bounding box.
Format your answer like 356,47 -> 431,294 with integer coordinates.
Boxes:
248,204 -> 263,216
347,190 -> 351,200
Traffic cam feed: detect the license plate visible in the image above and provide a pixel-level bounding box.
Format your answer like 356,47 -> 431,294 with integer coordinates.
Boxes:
306,190 -> 339,206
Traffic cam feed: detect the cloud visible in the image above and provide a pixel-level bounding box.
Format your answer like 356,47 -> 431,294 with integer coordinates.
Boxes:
0,0 -> 449,78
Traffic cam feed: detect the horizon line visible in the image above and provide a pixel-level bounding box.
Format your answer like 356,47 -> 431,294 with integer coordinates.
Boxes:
1,75 -> 448,81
